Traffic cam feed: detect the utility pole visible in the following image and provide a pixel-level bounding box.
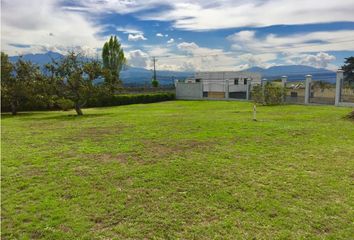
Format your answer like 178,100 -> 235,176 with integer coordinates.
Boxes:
153,57 -> 157,81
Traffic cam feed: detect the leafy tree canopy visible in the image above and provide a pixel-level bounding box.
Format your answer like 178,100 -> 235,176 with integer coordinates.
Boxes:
102,36 -> 126,94
341,56 -> 354,84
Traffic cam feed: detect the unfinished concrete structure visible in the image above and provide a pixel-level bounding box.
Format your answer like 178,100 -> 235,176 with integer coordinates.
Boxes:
176,70 -> 354,107
176,71 -> 262,100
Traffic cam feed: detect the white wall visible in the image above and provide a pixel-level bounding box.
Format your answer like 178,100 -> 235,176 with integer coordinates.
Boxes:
176,82 -> 202,99
195,71 -> 261,92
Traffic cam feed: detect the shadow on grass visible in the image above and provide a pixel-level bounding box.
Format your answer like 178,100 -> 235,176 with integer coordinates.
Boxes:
40,113 -> 113,121
1,112 -> 113,121
1,112 -> 46,119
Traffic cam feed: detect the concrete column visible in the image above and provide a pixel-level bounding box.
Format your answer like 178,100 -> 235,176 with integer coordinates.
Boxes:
261,78 -> 267,86
281,76 -> 287,87
281,76 -> 287,103
335,70 -> 344,106
246,78 -> 251,100
305,75 -> 312,104
261,78 -> 267,101
200,80 -> 204,99
225,79 -> 229,99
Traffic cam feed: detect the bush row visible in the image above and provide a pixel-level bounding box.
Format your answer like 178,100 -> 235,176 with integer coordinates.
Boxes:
1,93 -> 175,112
87,92 -> 175,107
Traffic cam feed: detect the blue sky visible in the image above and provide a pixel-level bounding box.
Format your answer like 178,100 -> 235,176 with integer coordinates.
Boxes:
2,0 -> 354,71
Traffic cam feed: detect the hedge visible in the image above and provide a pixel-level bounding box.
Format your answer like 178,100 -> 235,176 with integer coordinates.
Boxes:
87,92 -> 175,108
1,93 -> 175,112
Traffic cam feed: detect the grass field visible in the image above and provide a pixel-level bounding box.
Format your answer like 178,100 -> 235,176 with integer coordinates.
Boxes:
1,101 -> 354,239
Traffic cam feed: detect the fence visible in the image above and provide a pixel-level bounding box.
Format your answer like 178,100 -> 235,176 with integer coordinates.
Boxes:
175,70 -> 354,107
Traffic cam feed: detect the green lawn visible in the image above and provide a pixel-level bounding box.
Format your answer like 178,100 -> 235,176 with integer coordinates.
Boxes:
1,101 -> 354,239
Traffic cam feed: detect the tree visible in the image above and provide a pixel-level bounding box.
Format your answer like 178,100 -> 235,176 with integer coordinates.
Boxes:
341,56 -> 354,85
1,52 -> 40,115
102,36 -> 126,94
49,51 -> 102,115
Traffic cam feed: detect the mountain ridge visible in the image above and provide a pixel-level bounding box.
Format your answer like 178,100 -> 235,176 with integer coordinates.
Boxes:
8,52 -> 336,83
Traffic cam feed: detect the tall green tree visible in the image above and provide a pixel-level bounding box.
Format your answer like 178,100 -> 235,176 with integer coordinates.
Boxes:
1,52 -> 40,115
102,36 -> 126,94
341,56 -> 354,85
49,51 -> 102,115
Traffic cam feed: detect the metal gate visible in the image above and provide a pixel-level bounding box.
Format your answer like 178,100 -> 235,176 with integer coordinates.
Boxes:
340,76 -> 354,103
203,80 -> 226,99
285,81 -> 305,104
309,81 -> 336,105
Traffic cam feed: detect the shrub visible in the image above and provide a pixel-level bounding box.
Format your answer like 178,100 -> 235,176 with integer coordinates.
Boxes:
151,79 -> 159,88
251,82 -> 286,105
57,98 -> 74,111
251,84 -> 264,104
264,82 -> 285,105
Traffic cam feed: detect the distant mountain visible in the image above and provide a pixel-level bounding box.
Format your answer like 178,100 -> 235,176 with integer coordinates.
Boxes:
121,66 -> 193,85
8,52 -> 336,84
248,65 -> 334,75
9,51 -> 63,66
8,52 -> 193,85
247,65 -> 336,82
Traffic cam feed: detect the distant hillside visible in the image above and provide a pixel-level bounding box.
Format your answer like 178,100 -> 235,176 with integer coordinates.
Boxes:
248,65 -> 334,76
247,65 -> 336,82
9,52 -> 192,85
8,52 -> 336,84
9,51 -> 63,66
121,66 -> 192,85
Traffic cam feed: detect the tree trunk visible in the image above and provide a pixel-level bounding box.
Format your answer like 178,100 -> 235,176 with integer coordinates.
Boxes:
109,85 -> 115,95
74,103 -> 83,116
11,101 -> 17,115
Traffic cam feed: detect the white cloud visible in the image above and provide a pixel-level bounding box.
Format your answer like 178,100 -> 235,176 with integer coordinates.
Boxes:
238,53 -> 278,68
227,30 -> 354,53
226,29 -> 352,69
156,33 -> 163,37
144,45 -> 171,57
129,42 -> 335,71
152,42 -> 240,71
127,49 -> 150,68
167,38 -> 175,44
73,0 -> 354,30
1,0 -> 106,56
116,26 -> 142,34
177,42 -> 198,51
128,33 -> 147,41
300,52 -> 336,68
3,0 -> 351,71
281,52 -> 337,69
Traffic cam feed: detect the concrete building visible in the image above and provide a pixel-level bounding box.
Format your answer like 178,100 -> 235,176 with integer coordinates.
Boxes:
175,70 -> 354,107
181,71 -> 262,99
